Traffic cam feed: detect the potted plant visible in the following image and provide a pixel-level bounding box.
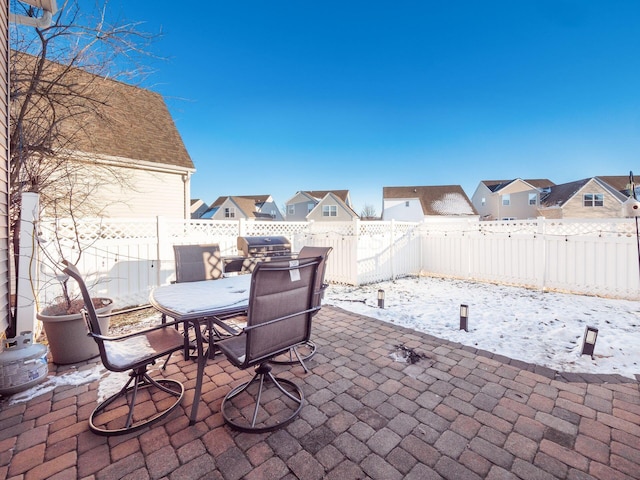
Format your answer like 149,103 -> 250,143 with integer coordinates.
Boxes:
34,216 -> 113,365
36,266 -> 113,365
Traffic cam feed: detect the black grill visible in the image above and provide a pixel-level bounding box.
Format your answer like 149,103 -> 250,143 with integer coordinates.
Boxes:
237,236 -> 292,258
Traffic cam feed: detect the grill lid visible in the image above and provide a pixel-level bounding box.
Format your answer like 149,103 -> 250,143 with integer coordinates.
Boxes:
237,236 -> 292,257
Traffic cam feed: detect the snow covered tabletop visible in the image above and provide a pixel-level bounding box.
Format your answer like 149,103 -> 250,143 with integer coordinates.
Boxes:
149,275 -> 251,319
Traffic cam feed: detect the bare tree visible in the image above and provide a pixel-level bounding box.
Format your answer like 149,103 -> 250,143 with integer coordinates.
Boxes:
9,0 -> 160,324
360,203 -> 378,220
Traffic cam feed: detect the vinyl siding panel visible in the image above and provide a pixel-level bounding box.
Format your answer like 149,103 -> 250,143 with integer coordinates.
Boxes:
89,167 -> 187,218
0,0 -> 9,333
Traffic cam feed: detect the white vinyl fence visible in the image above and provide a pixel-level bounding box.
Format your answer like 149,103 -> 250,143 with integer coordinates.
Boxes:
34,216 -> 640,307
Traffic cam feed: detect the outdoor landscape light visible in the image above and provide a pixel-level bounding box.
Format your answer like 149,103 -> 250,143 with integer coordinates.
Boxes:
580,326 -> 598,359
378,289 -> 385,309
460,304 -> 469,332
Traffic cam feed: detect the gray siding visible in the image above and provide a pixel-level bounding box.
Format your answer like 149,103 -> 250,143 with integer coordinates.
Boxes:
1,0 -> 9,332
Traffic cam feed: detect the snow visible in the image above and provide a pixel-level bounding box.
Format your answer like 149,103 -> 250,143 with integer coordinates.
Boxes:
430,192 -> 476,215
8,365 -> 103,404
5,274 -> 639,405
325,276 -> 640,380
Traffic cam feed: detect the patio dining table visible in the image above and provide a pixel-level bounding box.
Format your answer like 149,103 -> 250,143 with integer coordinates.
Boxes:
149,274 -> 252,424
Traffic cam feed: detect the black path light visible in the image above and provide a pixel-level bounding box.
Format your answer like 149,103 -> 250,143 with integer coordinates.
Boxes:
377,289 -> 385,308
580,326 -> 599,359
460,304 -> 469,332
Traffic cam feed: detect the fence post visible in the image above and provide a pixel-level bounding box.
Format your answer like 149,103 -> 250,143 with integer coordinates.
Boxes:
156,216 -> 165,286
353,218 -> 360,285
466,217 -> 473,279
390,219 -> 396,281
15,192 -> 40,336
536,216 -> 546,291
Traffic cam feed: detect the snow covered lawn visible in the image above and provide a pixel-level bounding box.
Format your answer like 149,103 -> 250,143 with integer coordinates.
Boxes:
325,276 -> 640,380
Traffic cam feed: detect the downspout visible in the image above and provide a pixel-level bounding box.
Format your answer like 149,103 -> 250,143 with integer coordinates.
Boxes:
9,9 -> 52,28
182,173 -> 190,219
10,0 -> 57,29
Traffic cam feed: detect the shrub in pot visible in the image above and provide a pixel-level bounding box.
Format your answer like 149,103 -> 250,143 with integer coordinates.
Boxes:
37,286 -> 113,365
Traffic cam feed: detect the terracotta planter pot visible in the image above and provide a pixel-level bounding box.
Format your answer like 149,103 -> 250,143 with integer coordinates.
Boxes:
37,298 -> 113,365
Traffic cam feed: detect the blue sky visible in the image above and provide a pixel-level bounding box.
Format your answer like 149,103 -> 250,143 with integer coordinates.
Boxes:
109,1 -> 640,214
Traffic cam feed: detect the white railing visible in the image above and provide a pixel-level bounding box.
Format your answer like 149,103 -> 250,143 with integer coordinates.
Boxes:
35,216 -> 640,306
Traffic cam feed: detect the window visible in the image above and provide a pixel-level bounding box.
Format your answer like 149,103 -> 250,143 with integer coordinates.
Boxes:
583,193 -> 604,207
502,194 -> 510,206
322,205 -> 337,217
405,201 -> 410,207
224,207 -> 235,218
308,203 -> 314,213
481,197 -> 486,206
528,193 -> 537,206
287,204 -> 295,215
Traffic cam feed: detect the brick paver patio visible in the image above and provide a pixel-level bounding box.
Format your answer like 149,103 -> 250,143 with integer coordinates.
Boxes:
1,305 -> 639,479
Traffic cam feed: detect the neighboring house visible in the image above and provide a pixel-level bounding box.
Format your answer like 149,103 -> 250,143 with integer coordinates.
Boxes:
537,176 -> 632,219
13,51 -> 195,219
201,195 -> 284,220
285,190 -> 358,221
382,185 -> 478,221
471,179 -> 555,221
190,199 -> 208,219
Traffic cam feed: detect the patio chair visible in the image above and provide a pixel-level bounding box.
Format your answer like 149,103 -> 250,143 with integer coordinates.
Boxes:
63,261 -> 185,436
213,256 -> 321,432
170,243 -> 238,360
173,243 -> 224,282
270,246 -> 333,372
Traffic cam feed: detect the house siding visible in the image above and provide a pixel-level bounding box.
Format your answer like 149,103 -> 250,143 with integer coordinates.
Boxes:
82,165 -> 188,218
260,200 -> 284,220
382,199 -> 423,221
556,182 -> 623,219
472,180 -> 542,220
286,193 -> 315,221
471,184 -> 495,219
307,196 -> 356,222
211,198 -> 245,220
0,0 -> 8,332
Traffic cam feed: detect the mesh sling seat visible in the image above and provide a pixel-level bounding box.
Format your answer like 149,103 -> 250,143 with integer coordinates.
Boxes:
270,246 -> 332,372
214,257 -> 321,432
63,261 -> 186,436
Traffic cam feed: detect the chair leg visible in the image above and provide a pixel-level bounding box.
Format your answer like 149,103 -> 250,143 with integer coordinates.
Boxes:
89,367 -> 184,436
221,363 -> 303,433
270,341 -> 317,373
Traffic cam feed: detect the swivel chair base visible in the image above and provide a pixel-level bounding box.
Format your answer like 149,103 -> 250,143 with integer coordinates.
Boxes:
221,363 -> 303,433
89,369 -> 184,436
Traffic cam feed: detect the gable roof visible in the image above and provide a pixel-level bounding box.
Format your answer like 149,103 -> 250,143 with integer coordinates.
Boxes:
303,190 -> 350,204
207,195 -> 276,219
12,50 -> 194,171
210,195 -> 272,209
481,179 -> 555,193
383,185 -> 477,216
308,191 -> 359,218
539,177 -> 628,208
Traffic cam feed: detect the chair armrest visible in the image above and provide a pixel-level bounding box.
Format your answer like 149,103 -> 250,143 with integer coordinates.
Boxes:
83,309 -> 186,342
241,306 -> 320,333
210,317 -> 243,336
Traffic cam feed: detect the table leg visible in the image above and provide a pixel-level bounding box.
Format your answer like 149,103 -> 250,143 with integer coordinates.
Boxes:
189,319 -> 206,425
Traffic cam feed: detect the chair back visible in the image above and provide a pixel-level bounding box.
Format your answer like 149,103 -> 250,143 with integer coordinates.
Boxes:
173,244 -> 224,282
62,261 -> 109,356
297,246 -> 333,308
243,257 -> 320,366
